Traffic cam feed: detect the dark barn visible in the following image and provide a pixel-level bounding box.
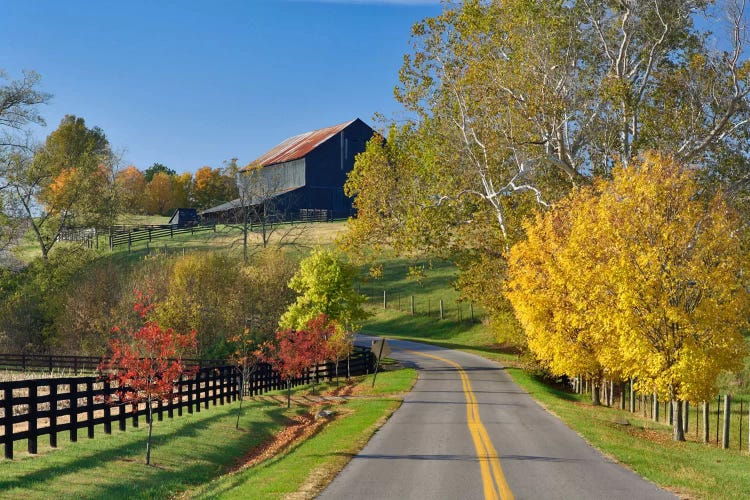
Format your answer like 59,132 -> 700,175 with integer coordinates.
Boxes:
202,118 -> 374,222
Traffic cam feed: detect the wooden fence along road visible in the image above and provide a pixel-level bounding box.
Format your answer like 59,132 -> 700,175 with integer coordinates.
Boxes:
0,347 -> 376,460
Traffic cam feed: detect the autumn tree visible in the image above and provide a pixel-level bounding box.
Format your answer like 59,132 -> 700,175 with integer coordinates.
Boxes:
100,294 -> 196,465
154,252 -> 244,358
115,165 -> 146,214
280,248 -> 369,333
172,172 -> 193,209
193,166 -> 237,210
506,152 -> 750,440
263,314 -> 334,407
345,0 -> 750,334
505,187 -> 617,405
144,171 -> 176,215
3,115 -> 116,263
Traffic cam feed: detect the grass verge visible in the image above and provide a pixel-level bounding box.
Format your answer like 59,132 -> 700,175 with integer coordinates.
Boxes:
0,369 -> 416,500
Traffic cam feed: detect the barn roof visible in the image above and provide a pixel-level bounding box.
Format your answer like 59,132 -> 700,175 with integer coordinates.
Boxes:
248,119 -> 356,168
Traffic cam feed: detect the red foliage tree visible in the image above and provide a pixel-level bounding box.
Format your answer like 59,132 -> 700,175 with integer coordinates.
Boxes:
263,314 -> 335,408
99,291 -> 196,465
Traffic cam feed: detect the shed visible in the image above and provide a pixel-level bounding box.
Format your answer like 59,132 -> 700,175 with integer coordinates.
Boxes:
168,208 -> 201,227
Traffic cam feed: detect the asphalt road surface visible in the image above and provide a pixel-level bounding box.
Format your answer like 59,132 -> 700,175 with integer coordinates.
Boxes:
318,337 -> 675,500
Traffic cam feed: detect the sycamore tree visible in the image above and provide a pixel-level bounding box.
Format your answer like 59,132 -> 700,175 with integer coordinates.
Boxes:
507,152 -> 749,440
344,1 -> 750,339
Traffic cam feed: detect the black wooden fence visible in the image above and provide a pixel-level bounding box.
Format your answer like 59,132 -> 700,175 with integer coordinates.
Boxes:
1,346 -> 377,460
243,346 -> 376,396
0,366 -> 240,460
0,353 -> 226,374
108,223 -> 216,249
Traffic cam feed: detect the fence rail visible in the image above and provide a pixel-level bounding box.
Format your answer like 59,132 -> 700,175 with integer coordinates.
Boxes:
0,353 -> 226,374
0,346 -> 376,460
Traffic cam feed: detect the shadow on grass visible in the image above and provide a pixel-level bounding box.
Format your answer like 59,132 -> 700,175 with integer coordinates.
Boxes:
0,403 -> 290,498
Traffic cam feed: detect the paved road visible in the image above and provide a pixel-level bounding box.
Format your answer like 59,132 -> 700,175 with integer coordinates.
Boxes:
318,337 -> 675,500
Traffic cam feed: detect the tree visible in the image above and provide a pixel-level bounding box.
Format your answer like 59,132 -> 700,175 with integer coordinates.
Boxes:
4,115 -> 115,263
263,314 -> 334,408
154,252 -> 244,358
506,182 -> 627,404
280,248 -> 369,333
193,166 -> 236,210
227,159 -> 305,261
506,152 -> 750,440
172,172 -> 193,209
144,171 -> 176,215
99,293 -> 196,465
115,166 -> 146,214
143,163 -> 175,183
345,0 -> 750,331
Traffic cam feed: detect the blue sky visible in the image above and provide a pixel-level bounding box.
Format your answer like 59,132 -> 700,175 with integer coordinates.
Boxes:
0,0 -> 442,173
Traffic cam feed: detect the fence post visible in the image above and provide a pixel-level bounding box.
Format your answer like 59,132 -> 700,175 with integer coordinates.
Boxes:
28,383 -> 38,454
383,290 -> 387,309
629,379 -> 635,413
722,395 -> 731,449
70,382 -> 78,442
103,381 -> 112,435
50,383 -> 58,447
3,387 -> 12,459
128,230 -> 132,253
86,380 -> 94,439
439,299 -> 444,320
653,392 -> 659,422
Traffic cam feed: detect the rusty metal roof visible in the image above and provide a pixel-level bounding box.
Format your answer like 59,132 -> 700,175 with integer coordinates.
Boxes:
249,119 -> 356,168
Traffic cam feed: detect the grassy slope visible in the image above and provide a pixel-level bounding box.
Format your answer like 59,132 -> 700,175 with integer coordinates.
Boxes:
363,261 -> 750,500
0,369 -> 416,500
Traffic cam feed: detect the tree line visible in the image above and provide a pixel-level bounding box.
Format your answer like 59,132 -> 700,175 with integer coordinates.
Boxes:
116,161 -> 239,216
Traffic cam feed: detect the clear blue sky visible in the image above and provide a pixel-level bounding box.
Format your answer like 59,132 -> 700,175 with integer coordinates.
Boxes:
0,0 -> 442,174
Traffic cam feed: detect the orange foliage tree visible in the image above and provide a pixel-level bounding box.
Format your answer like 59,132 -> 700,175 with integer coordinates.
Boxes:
99,292 -> 196,464
263,314 -> 334,408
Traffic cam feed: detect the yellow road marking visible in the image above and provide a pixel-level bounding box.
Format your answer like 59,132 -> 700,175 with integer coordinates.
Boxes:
405,349 -> 514,500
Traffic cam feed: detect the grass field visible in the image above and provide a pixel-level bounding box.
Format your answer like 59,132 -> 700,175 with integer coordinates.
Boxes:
0,369 -> 416,500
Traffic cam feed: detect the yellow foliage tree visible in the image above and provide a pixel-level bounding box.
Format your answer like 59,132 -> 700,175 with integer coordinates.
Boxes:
507,152 -> 749,440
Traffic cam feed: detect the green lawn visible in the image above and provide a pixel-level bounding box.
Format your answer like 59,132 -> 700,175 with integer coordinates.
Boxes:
0,369 -> 416,500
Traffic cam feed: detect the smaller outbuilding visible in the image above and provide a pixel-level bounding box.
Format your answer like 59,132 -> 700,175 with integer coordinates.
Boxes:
168,208 -> 201,227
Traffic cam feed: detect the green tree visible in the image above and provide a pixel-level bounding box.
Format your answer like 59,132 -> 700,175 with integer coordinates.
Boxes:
280,248 -> 369,333
143,163 -> 175,183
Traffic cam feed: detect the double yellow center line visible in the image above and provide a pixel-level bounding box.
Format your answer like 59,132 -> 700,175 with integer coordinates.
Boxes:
406,349 -> 514,500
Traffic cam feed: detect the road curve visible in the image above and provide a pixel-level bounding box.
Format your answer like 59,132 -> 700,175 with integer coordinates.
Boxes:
318,336 -> 675,500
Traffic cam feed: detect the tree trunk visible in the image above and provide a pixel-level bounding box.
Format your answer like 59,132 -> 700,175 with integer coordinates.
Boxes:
591,380 -> 601,406
287,380 -> 291,409
146,397 -> 154,464
672,400 -> 685,441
